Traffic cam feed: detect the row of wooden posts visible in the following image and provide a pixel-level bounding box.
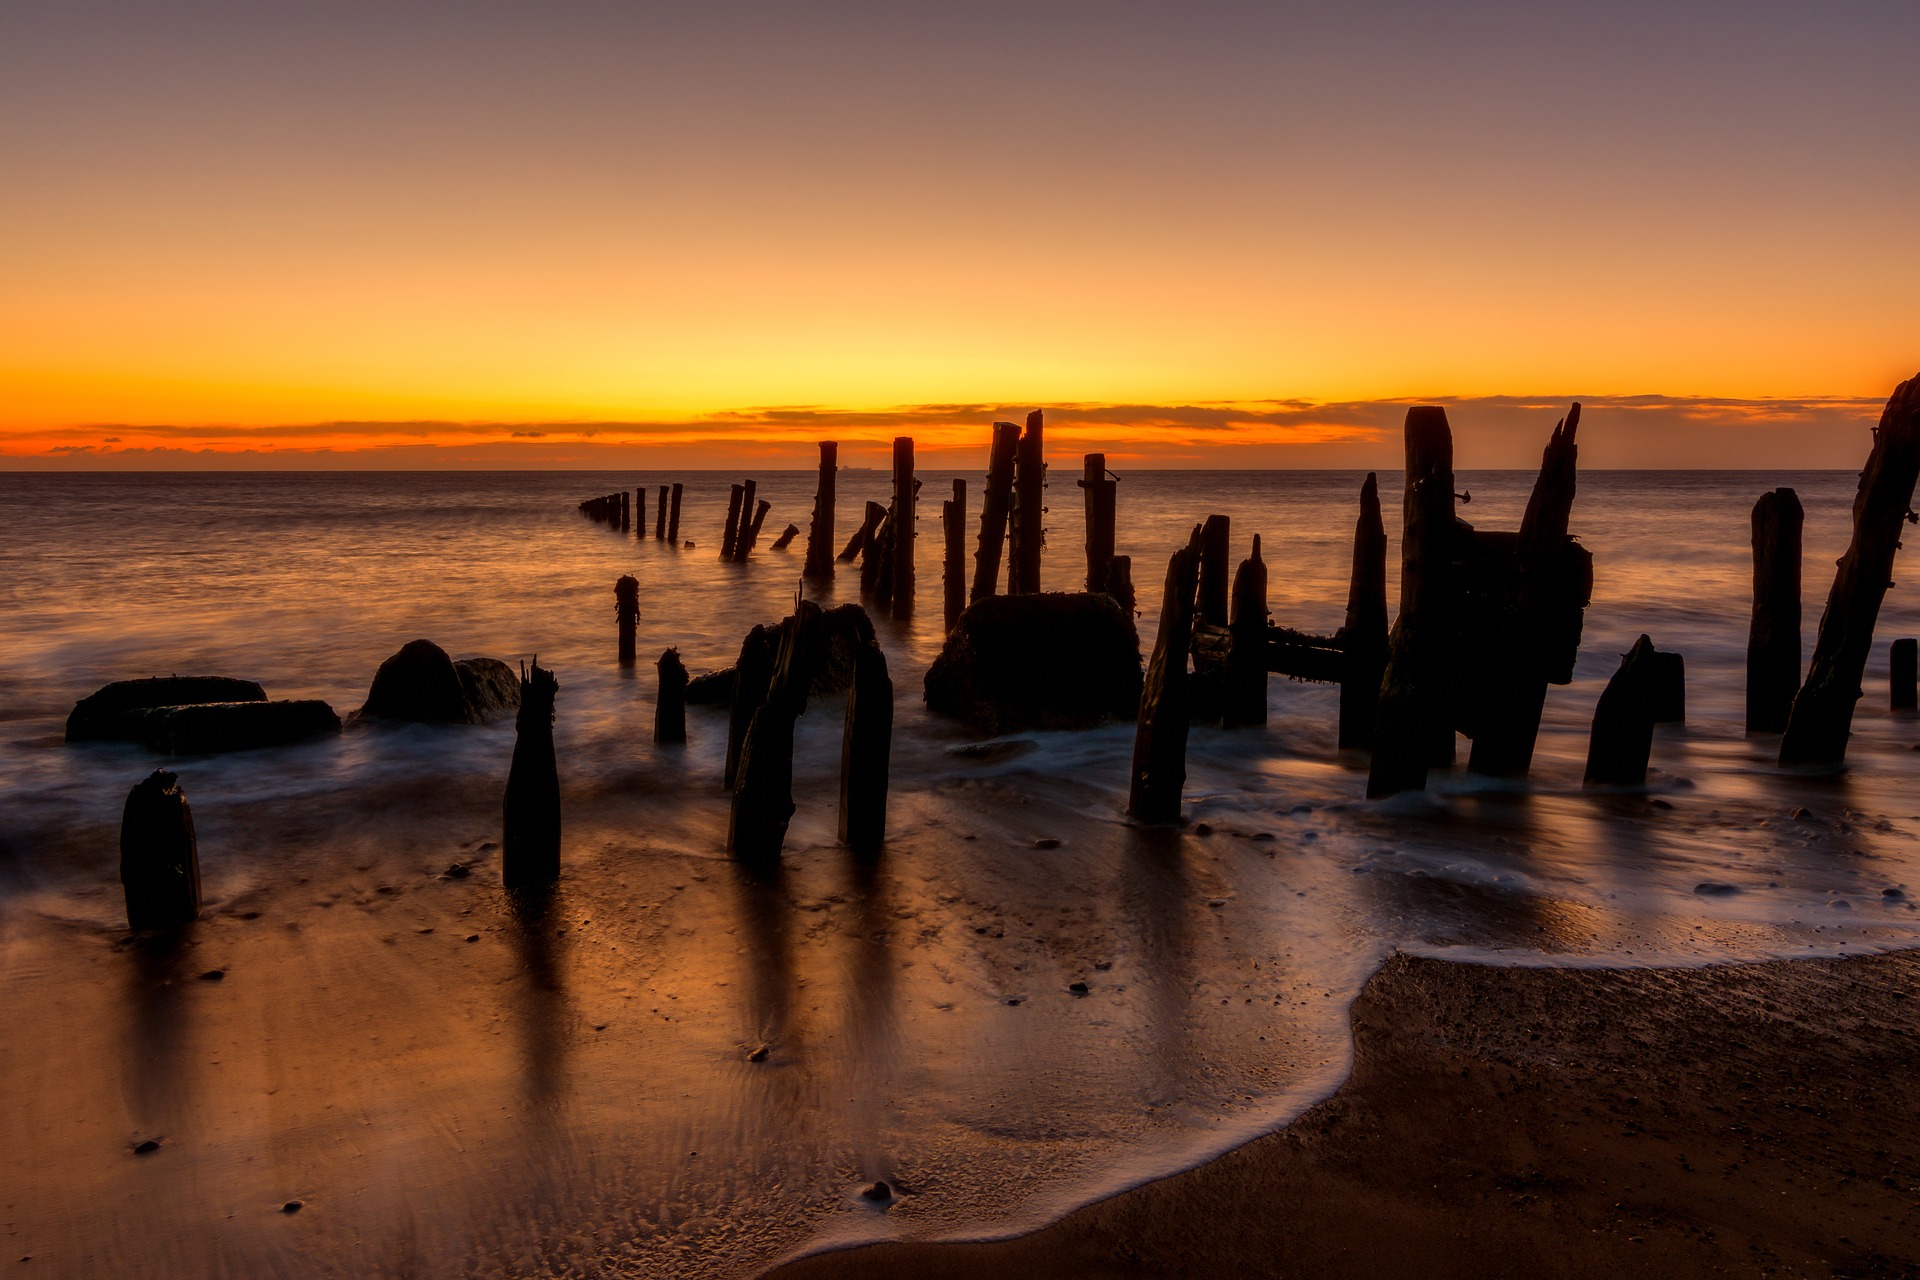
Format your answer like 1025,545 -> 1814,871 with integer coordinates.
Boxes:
579,485 -> 685,544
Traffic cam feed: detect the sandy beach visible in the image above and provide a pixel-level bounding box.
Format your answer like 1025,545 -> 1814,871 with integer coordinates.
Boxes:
771,950 -> 1920,1279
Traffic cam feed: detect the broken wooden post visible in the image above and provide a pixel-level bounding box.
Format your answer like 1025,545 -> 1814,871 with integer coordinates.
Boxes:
614,575 -> 640,666
859,501 -> 892,598
668,483 -> 684,545
725,626 -> 775,791
1893,638 -> 1917,711
943,479 -> 966,633
503,661 -> 561,887
972,420 -> 1020,603
1584,636 -> 1658,787
839,642 -> 892,854
890,437 -> 915,617
735,496 -> 771,561
805,441 -> 837,578
655,485 -> 668,539
1649,651 -> 1685,723
635,488 -> 646,538
1009,410 -> 1045,594
721,484 -> 745,560
1368,406 -> 1458,798
1746,487 -> 1803,733
729,604 -> 821,861
120,769 -> 200,931
1198,514 -> 1231,627
1224,534 -> 1269,729
770,523 -> 801,551
1128,527 -> 1203,823
841,500 -> 886,564
1781,373 -> 1920,766
1080,454 -> 1117,594
1337,473 -> 1389,751
655,648 -> 687,744
1105,555 -> 1135,614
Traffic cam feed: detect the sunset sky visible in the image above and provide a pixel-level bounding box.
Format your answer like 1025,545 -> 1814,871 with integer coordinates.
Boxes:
3,0 -> 1915,468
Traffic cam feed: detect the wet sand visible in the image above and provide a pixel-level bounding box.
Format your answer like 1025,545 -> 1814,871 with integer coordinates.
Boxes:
770,950 -> 1920,1279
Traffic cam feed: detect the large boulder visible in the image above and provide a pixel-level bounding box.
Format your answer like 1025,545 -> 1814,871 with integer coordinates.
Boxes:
924,592 -> 1142,732
360,640 -> 520,724
67,676 -> 266,742
120,700 -> 342,754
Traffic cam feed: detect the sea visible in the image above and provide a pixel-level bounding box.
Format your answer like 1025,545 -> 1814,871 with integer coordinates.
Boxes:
2,468 -> 1917,1277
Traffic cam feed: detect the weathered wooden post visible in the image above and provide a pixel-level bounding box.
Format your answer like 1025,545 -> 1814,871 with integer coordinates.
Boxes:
721,484 -> 745,560
839,643 -> 893,854
1128,527 -> 1203,823
841,500 -> 886,563
1584,636 -> 1658,787
943,479 -> 967,632
621,490 -> 632,531
503,662 -> 561,887
770,523 -> 801,551
615,575 -> 640,666
890,437 -> 915,616
668,483 -> 684,545
1198,514 -> 1231,627
655,648 -> 687,744
1225,534 -> 1269,728
1337,473 -> 1389,751
972,421 -> 1020,603
1649,651 -> 1686,723
120,770 -> 200,931
1105,555 -> 1135,614
1746,488 -> 1803,732
1080,454 -> 1117,594
729,604 -> 821,861
1368,406 -> 1458,798
1893,638 -> 1918,711
859,501 -> 892,598
635,488 -> 647,538
655,485 -> 669,539
735,497 -> 771,561
805,441 -> 837,578
725,627 -> 775,791
1009,410 -> 1045,594
1781,373 -> 1920,766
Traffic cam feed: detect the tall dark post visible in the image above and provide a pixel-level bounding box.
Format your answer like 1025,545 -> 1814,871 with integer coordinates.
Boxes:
725,627 -> 775,791
1894,639 -> 1918,711
729,604 -> 820,861
1128,527 -> 1203,823
1081,453 -> 1118,594
1585,637 -> 1658,787
972,421 -> 1020,603
614,575 -> 640,666
1198,514 -> 1231,627
1225,534 -> 1269,729
735,498 -> 770,561
839,643 -> 893,854
1105,555 -> 1135,615
890,437 -> 915,616
1337,473 -> 1389,750
635,488 -> 646,538
668,483 -> 684,545
943,478 -> 967,633
1782,373 -> 1920,766
1746,487 -> 1803,732
721,484 -> 745,560
655,485 -> 668,539
502,662 -> 561,887
655,648 -> 687,744
1009,410 -> 1045,594
805,441 -> 838,578
858,501 -> 891,598
620,490 -> 631,532
120,770 -> 200,931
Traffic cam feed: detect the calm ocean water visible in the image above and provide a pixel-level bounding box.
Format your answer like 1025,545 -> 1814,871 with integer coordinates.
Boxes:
3,468 -> 1918,1277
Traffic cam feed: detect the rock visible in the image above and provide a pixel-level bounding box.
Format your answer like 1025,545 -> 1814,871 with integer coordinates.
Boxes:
861,1181 -> 892,1202
67,676 -> 267,742
1032,837 -> 1060,849
199,969 -> 224,982
1069,981 -> 1089,994
747,1044 -> 770,1062
685,668 -> 735,706
444,863 -> 471,879
359,640 -> 520,724
120,700 -> 341,754
1194,822 -> 1213,835
281,1200 -> 303,1214
692,604 -> 880,709
133,1140 -> 160,1155
1694,882 -> 1740,896
924,592 -> 1142,732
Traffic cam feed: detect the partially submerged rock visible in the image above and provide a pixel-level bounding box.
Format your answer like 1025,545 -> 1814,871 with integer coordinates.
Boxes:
360,639 -> 520,724
925,592 -> 1142,732
121,700 -> 341,754
67,676 -> 266,742
685,604 -> 879,709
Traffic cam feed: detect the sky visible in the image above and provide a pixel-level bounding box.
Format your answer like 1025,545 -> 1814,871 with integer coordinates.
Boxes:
2,0 -> 1916,469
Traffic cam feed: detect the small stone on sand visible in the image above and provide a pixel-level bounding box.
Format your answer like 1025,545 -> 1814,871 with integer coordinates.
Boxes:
133,1140 -> 160,1155
282,1200 -> 303,1213
1069,981 -> 1089,995
861,1181 -> 892,1202
1032,837 -> 1060,849
199,969 -> 225,981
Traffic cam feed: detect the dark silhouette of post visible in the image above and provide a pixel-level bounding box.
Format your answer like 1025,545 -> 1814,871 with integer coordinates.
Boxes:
503,662 -> 560,887
636,488 -> 647,539
655,648 -> 687,744
655,485 -> 668,539
890,437 -> 915,616
839,643 -> 892,854
735,496 -> 770,561
1225,535 -> 1268,728
1649,651 -> 1686,723
1585,636 -> 1658,787
1746,487 -> 1803,732
972,421 -> 1020,603
620,490 -> 631,532
1105,554 -> 1135,614
770,523 -> 801,551
1782,373 -> 1920,766
1198,514 -> 1231,627
1337,473 -> 1388,750
805,441 -> 837,578
668,483 -> 684,545
1081,454 -> 1117,594
1893,639 -> 1918,711
615,575 -> 640,666
721,484 -> 745,560
842,500 -> 885,564
859,501 -> 891,598
1129,526 -> 1203,823
120,769 -> 200,931
725,626 -> 775,791
943,479 -> 967,632
729,605 -> 820,861
1009,410 -> 1045,594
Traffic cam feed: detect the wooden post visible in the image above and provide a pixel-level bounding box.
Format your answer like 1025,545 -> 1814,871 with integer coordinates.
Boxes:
1225,534 -> 1269,728
620,490 -> 631,532
655,648 -> 687,744
839,643 -> 892,853
1746,488 -> 1803,732
943,479 -> 967,632
655,486 -> 668,539
1650,651 -> 1686,723
770,523 -> 801,551
1198,514 -> 1231,627
1782,373 -> 1920,766
1368,406 -> 1458,798
890,437 -> 915,616
1337,473 -> 1389,751
503,662 -> 561,887
972,421 -> 1020,603
1584,636 -> 1657,787
725,627 -> 775,792
1081,454 -> 1117,594
1009,410 -> 1045,594
721,484 -> 745,560
735,498 -> 770,561
668,483 -> 684,545
728,604 -> 820,861
1893,638 -> 1918,711
615,575 -> 640,666
120,769 -> 200,931
1105,555 -> 1135,615
635,488 -> 646,538
1128,527 -> 1203,823
731,480 -> 760,560
841,500 -> 885,563
805,441 -> 837,578
859,501 -> 891,598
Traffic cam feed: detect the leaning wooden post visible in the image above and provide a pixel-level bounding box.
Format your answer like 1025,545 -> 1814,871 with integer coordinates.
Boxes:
841,500 -> 885,563
804,441 -> 838,578
1893,638 -> 1917,711
1584,636 -> 1658,787
503,661 -> 561,887
972,421 -> 1020,602
120,769 -> 200,931
1009,410 -> 1045,594
1337,473 -> 1389,750
668,483 -> 684,544
890,437 -> 916,616
1368,406 -> 1458,798
729,605 -> 821,861
839,642 -> 893,854
614,575 -> 640,666
721,484 -> 745,560
1080,454 -> 1117,594
770,523 -> 801,551
1128,528 -> 1203,823
724,627 -> 775,791
655,648 -> 687,744
943,479 -> 967,632
1224,534 -> 1269,728
735,497 -> 771,561
1781,373 -> 1920,766
1198,514 -> 1231,627
655,485 -> 669,539
1746,487 -> 1803,732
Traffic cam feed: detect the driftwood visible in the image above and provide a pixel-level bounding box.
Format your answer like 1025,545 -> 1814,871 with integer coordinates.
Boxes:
1746,488 -> 1803,732
1224,535 -> 1268,728
890,436 -> 915,616
655,648 -> 687,744
721,484 -> 745,560
1337,473 -> 1388,750
1128,527 -> 1202,823
728,604 -> 820,860
615,574 -> 640,666
1781,373 -> 1920,766
1080,454 -> 1117,594
805,441 -> 837,578
668,483 -> 683,545
1009,410 -> 1045,595
1894,638 -> 1917,711
121,770 -> 200,931
840,642 -> 892,854
502,662 -> 561,887
972,421 -> 1020,603
1585,636 -> 1658,787
943,479 -> 966,633
724,626 -> 775,791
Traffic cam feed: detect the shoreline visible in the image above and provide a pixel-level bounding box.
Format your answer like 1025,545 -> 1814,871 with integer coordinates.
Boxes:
766,949 -> 1920,1279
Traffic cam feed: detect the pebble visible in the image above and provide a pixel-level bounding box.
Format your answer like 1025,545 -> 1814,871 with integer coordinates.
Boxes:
1193,822 -> 1213,836
199,969 -> 225,982
747,1044 -> 770,1062
861,1181 -> 892,1202
1885,888 -> 1907,900
465,934 -> 480,943
1693,882 -> 1740,897
1289,804 -> 1314,815
1792,807 -> 1813,820
1250,832 -> 1275,842
1032,838 -> 1060,849
281,1200 -> 304,1214
445,864 -> 471,879
133,1140 -> 160,1155
1005,997 -> 1022,1006
1069,981 -> 1089,995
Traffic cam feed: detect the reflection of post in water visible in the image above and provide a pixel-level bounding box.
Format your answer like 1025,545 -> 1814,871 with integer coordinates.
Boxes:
506,885 -> 569,1111
1120,826 -> 1198,1094
732,859 -> 799,1070
1359,792 -> 1556,951
120,935 -> 196,1137
843,852 -> 901,1184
